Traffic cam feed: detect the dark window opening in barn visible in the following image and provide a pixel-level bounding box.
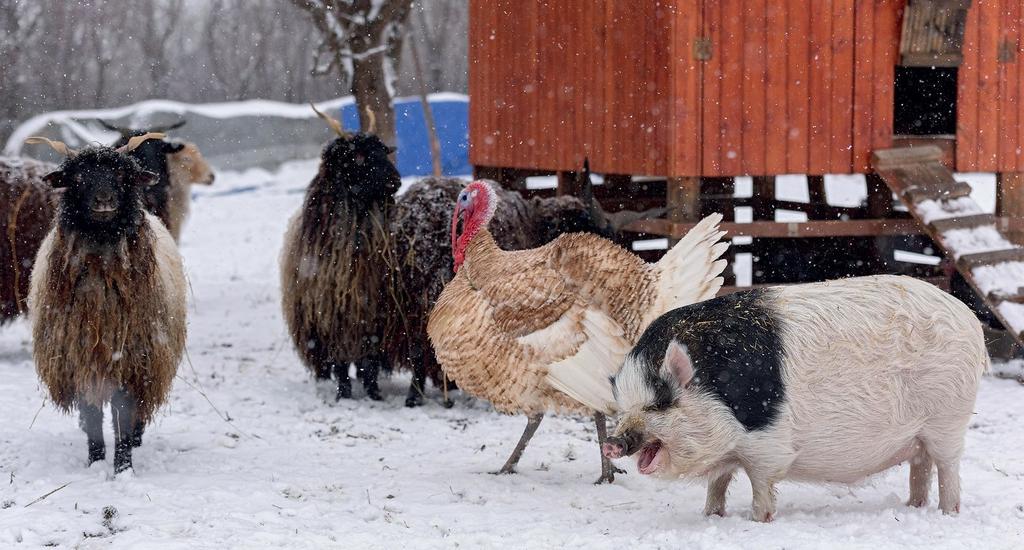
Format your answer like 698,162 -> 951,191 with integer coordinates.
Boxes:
893,66 -> 958,135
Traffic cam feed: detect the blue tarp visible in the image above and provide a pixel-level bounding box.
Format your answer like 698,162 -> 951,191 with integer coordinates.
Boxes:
338,95 -> 469,177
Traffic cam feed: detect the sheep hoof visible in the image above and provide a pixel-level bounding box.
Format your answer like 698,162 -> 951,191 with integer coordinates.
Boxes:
113,457 -> 132,474
365,387 -> 384,401
87,445 -> 105,465
405,394 -> 424,408
442,399 -> 455,409
335,385 -> 353,401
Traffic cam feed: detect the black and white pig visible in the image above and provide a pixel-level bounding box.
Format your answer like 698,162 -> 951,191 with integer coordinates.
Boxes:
602,275 -> 987,522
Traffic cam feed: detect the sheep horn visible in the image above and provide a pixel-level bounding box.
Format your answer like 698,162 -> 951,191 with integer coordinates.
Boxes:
99,119 -> 185,136
364,105 -> 377,134
146,119 -> 186,133
117,132 -> 167,153
310,103 -> 347,138
25,136 -> 76,157
98,119 -> 134,136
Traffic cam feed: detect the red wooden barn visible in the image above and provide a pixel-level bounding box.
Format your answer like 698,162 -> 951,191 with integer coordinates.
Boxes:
467,0 -> 1024,348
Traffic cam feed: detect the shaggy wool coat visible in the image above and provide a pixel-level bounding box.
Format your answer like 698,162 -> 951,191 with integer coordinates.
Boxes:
29,213 -> 187,423
0,157 -> 59,323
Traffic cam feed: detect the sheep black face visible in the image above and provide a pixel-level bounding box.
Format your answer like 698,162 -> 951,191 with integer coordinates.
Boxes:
112,132 -> 185,220
44,147 -> 157,241
320,133 -> 400,205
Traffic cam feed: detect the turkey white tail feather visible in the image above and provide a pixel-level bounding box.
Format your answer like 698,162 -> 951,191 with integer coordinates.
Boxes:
544,308 -> 632,414
643,213 -> 728,327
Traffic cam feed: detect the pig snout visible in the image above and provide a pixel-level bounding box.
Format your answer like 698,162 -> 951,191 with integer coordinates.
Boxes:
603,430 -> 643,459
602,438 -> 627,459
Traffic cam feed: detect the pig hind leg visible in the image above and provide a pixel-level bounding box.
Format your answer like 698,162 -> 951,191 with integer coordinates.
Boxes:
921,421 -> 967,514
907,443 -> 933,508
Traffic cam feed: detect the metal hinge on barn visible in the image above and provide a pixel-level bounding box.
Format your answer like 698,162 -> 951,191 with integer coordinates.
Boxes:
872,146 -> 1024,347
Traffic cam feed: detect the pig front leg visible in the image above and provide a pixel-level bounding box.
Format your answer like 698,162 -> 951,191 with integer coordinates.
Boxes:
704,468 -> 735,517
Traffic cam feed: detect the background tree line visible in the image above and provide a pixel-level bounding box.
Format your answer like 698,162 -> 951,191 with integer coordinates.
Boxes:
0,0 -> 468,145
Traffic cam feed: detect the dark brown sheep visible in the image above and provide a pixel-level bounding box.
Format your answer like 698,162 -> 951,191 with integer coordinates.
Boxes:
279,127 -> 402,401
0,156 -> 59,324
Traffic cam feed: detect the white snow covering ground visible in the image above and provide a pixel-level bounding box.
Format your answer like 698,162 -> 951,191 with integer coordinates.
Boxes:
2,162 -> 1024,549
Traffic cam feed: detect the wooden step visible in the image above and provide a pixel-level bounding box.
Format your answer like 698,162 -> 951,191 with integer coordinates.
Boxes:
871,145 -> 945,169
903,181 -> 973,203
929,213 -> 997,233
956,247 -> 1024,270
988,288 -> 1024,304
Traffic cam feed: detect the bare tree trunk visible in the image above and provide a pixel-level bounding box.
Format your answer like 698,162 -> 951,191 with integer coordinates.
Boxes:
290,0 -> 413,148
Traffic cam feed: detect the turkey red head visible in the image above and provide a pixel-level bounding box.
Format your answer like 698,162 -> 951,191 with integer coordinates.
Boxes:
451,180 -> 498,272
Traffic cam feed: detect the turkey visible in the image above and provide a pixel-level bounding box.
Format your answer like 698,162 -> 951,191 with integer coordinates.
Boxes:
427,180 -> 728,483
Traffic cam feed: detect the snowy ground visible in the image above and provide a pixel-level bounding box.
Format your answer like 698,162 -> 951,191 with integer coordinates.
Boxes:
1,162 -> 1023,549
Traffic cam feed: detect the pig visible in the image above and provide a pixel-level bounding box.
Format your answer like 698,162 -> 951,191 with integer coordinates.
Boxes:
603,275 -> 987,522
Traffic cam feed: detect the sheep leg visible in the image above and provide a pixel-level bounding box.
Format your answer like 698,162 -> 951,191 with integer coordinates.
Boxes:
491,413 -> 543,475
357,355 -> 383,401
405,357 -> 428,408
404,364 -> 427,407
110,389 -> 138,473
78,401 -> 105,464
331,362 -> 352,400
594,411 -> 626,484
130,420 -> 146,448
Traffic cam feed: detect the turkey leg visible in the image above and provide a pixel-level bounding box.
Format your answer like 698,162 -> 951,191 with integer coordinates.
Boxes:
594,411 -> 625,484
491,413 -> 543,475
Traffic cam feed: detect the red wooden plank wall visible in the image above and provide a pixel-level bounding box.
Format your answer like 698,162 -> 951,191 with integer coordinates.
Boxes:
700,0 -> 899,176
957,0 -> 1024,172
469,0 -> 695,175
469,0 -> 901,177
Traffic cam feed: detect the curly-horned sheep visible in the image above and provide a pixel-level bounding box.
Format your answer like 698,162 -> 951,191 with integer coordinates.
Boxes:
28,137 -> 187,473
0,157 -> 58,323
280,124 -> 402,402
392,176 -> 649,407
0,138 -> 208,325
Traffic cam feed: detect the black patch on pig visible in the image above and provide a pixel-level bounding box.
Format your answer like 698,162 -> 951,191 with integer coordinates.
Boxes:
629,288 -> 786,430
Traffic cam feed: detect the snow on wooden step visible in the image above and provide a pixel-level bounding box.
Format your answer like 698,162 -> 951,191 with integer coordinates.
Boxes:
996,301 -> 1024,336
973,261 -> 1024,297
941,226 -> 1018,258
916,197 -> 984,224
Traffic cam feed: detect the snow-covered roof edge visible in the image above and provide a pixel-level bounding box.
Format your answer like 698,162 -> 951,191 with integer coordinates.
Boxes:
4,92 -> 469,155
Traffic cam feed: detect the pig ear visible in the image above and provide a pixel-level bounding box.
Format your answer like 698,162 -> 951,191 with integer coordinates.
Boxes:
662,340 -> 695,388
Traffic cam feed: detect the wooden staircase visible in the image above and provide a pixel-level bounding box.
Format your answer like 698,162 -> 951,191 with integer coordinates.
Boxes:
872,143 -> 1024,346
872,145 -> 1024,347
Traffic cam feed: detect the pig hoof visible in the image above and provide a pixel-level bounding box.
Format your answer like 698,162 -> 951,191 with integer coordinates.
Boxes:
753,511 -> 774,523
704,506 -> 726,517
489,467 -> 516,476
907,497 -> 928,508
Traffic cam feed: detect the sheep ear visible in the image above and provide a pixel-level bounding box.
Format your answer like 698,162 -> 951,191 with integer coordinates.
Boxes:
137,170 -> 159,187
43,170 -> 66,188
662,340 -> 695,388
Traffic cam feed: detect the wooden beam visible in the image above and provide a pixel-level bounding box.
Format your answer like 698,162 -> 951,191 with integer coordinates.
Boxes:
666,176 -> 701,223
998,172 -> 1024,244
622,218 -> 941,239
